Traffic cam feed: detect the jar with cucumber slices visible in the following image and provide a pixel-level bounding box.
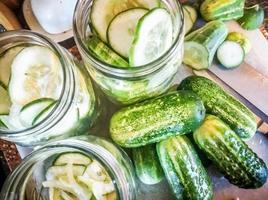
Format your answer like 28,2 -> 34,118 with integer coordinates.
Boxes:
0,31 -> 98,146
73,0 -> 184,105
0,136 -> 136,200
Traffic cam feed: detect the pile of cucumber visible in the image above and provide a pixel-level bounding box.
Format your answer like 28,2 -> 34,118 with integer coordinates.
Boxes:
182,0 -> 264,70
109,76 -> 267,199
87,0 -> 174,67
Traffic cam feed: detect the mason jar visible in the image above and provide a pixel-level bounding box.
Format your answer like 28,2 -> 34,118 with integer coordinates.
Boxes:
0,30 -> 98,146
0,136 -> 136,200
73,0 -> 184,105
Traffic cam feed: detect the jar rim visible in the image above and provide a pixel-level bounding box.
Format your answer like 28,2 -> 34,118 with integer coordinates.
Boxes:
73,0 -> 184,78
0,30 -> 74,137
1,136 -> 136,200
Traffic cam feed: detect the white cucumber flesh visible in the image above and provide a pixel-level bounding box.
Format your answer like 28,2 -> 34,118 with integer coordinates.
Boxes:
90,0 -> 160,42
107,8 -> 148,58
217,41 -> 245,68
46,165 -> 86,180
32,101 -> 57,126
0,83 -> 11,115
0,46 -> 25,87
8,46 -> 63,106
19,98 -> 56,127
129,8 -> 173,66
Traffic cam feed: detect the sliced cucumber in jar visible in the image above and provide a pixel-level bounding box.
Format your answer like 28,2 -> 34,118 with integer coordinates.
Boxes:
32,100 -> 57,126
0,82 -> 11,115
90,0 -> 160,42
46,165 -> 86,180
53,152 -> 92,166
19,98 -> 56,127
8,46 -> 63,106
217,41 -> 245,69
0,115 -> 8,128
107,8 -> 148,58
0,46 -> 25,87
129,8 -> 173,66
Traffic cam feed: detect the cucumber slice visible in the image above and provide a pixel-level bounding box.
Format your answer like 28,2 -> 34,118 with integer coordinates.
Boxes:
19,98 -> 56,127
83,160 -> 108,182
90,0 -> 160,42
46,165 -> 86,180
8,46 -> 63,106
129,8 -> 173,66
0,115 -> 8,128
32,100 -> 57,126
60,191 -> 75,200
217,41 -> 245,69
0,46 -> 25,87
183,41 -> 209,70
107,8 -> 148,58
53,152 -> 92,166
183,5 -> 197,34
0,82 -> 11,115
87,36 -> 129,68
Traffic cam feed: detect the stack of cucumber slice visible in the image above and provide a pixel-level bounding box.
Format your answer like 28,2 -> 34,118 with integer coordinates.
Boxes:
42,152 -> 115,200
88,0 -> 174,67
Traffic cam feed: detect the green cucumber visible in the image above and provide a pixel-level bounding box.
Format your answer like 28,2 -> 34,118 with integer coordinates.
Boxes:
32,100 -> 57,125
90,0 -> 160,42
132,144 -> 164,185
200,0 -> 245,21
157,135 -> 213,200
53,152 -> 92,166
226,32 -> 251,54
0,46 -> 25,87
183,20 -> 228,70
194,115 -> 268,188
87,36 -> 129,68
178,76 -> 257,140
110,91 -> 205,148
0,115 -> 8,128
129,8 -> 173,66
183,5 -> 197,34
19,98 -> 56,127
107,8 -> 148,58
237,4 -> 265,30
216,41 -> 245,68
0,82 -> 11,115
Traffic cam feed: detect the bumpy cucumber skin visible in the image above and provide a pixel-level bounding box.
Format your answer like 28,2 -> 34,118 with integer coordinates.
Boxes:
200,0 -> 245,21
110,91 -> 205,148
227,32 -> 251,54
157,135 -> 213,200
184,20 -> 228,69
86,36 -> 129,68
132,144 -> 164,185
178,76 -> 257,140
237,4 -> 265,30
194,115 -> 268,188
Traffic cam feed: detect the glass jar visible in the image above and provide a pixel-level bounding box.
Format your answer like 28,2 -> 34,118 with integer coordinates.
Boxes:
0,30 -> 98,146
0,136 -> 136,199
73,0 -> 184,105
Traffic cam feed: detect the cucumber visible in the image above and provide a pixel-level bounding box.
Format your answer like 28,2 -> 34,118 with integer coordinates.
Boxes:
183,5 -> 197,34
19,98 -> 56,127
178,76 -> 257,140
183,20 -> 228,70
53,152 -> 92,166
46,165 -> 86,180
157,135 -> 213,200
194,115 -> 268,188
32,100 -> 57,125
0,46 -> 25,87
107,8 -> 148,58
90,0 -> 160,42
132,144 -> 164,185
0,82 -> 11,115
82,160 -> 110,182
216,41 -> 245,68
110,91 -> 205,148
129,8 -> 173,66
86,36 -> 129,68
8,46 -> 63,106
200,0 -> 245,21
237,4 -> 265,30
226,32 -> 251,54
0,115 -> 8,128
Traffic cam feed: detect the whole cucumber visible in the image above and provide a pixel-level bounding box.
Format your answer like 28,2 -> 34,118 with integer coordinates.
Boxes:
132,144 -> 164,185
110,91 -> 205,147
157,135 -> 213,200
178,76 -> 257,140
194,115 -> 267,188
